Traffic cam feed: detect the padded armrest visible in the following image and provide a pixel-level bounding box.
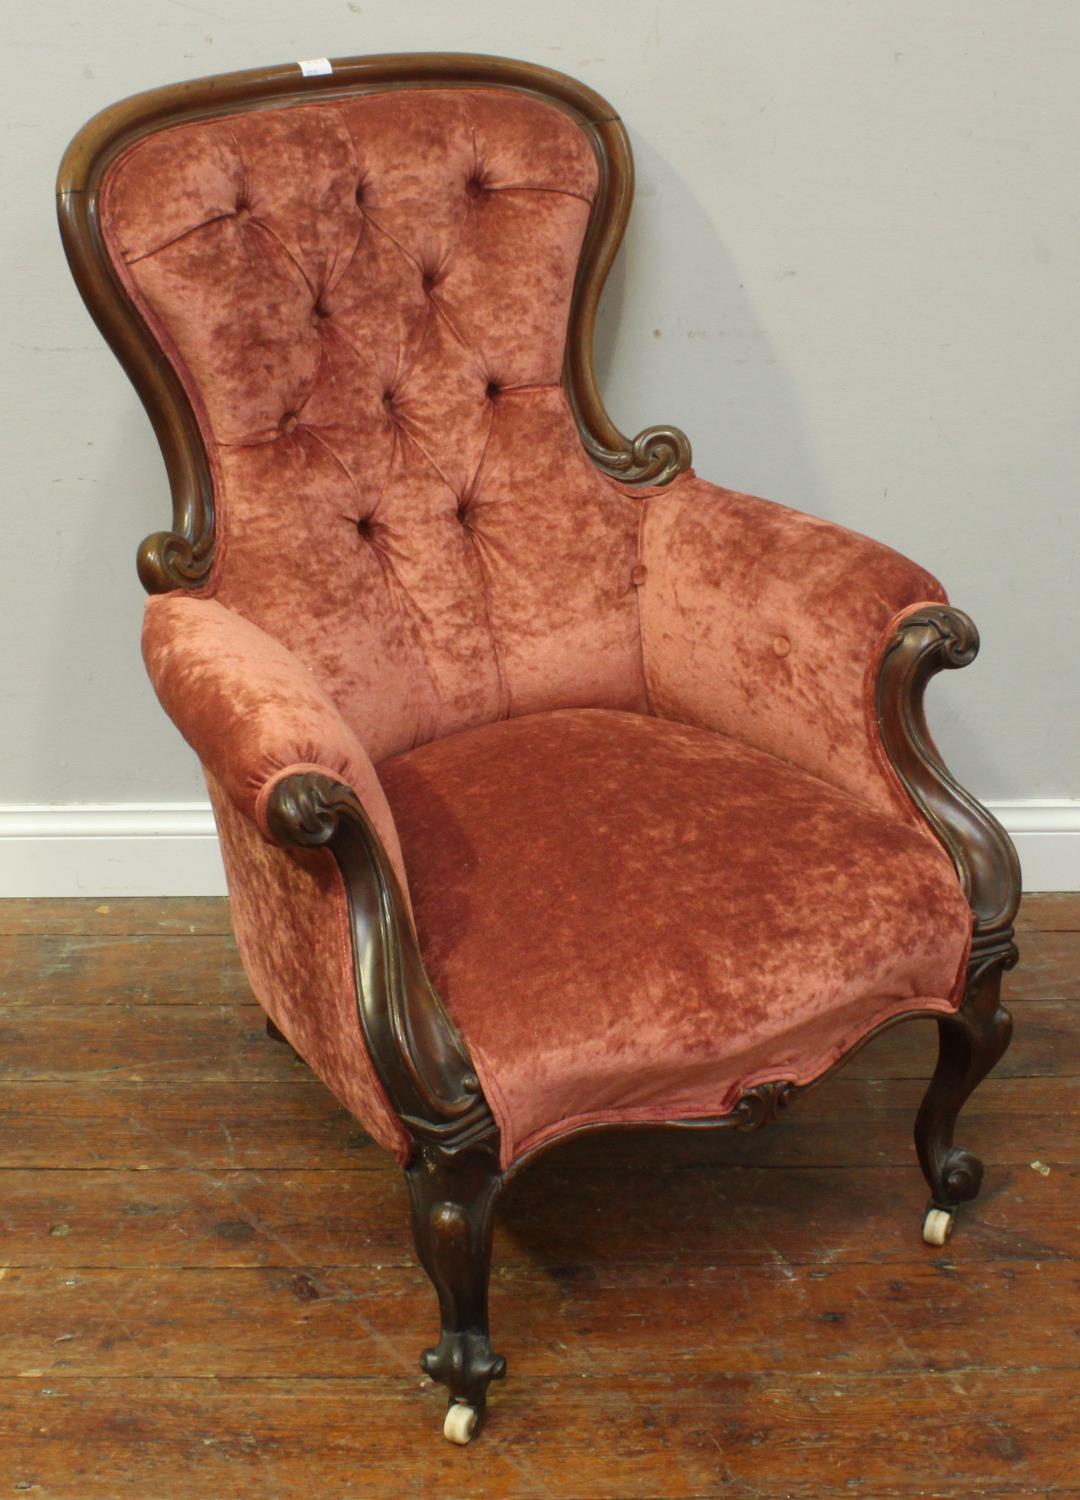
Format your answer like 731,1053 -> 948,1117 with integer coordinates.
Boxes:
639,478 -> 948,818
142,592 -> 408,889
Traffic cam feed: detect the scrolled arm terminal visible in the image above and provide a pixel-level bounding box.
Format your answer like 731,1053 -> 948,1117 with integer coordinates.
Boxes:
265,770 -> 496,1154
876,603 -> 1021,949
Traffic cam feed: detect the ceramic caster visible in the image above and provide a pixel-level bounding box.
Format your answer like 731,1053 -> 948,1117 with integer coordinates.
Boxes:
443,1402 -> 478,1445
922,1207 -> 955,1246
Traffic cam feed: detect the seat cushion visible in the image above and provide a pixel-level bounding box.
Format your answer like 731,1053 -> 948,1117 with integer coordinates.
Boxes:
378,709 -> 972,1168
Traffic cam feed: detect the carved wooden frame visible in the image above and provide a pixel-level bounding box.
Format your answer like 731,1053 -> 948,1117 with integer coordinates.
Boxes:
59,54 -> 1020,1438
876,605 -> 1020,1210
55,51 -> 691,594
263,770 -> 509,1421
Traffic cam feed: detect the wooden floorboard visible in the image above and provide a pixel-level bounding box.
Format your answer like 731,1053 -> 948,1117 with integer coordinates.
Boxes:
3,1259 -> 1076,1379
2,1073 -> 1073,1171
0,1162 -> 1074,1269
3,1372 -> 1078,1498
0,894 -> 1076,1497
1014,891 -> 1080,931
0,995 -> 1073,1077
0,897 -> 233,937
0,934 -> 250,1006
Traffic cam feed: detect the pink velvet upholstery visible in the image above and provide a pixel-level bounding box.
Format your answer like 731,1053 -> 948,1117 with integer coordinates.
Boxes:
639,481 -> 947,819
141,592 -> 411,1160
142,592 -> 407,875
209,779 -> 409,1162
379,709 -> 971,1168
104,81 -> 976,1170
103,88 -> 646,765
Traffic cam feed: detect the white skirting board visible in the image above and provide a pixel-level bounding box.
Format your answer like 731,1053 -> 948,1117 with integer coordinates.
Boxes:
0,804 -> 227,898
0,800 -> 1077,897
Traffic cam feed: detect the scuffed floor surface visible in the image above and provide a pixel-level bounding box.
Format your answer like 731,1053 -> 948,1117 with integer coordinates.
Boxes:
0,894 -> 1077,1497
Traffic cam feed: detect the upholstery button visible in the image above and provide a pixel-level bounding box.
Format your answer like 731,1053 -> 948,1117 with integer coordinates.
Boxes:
312,297 -> 330,320
456,501 -> 470,525
630,563 -> 648,587
278,412 -> 299,435
355,516 -> 374,539
234,198 -> 251,218
772,635 -> 791,658
421,271 -> 437,293
485,381 -> 500,400
465,175 -> 486,198
355,181 -> 367,206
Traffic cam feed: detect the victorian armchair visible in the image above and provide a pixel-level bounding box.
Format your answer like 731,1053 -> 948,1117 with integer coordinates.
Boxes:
58,53 -> 1020,1446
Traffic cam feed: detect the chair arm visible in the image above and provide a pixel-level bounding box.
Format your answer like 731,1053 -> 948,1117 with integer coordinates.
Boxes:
639,477 -> 950,818
141,592 -> 405,877
877,605 -> 1021,952
264,773 -> 497,1154
143,594 -> 498,1158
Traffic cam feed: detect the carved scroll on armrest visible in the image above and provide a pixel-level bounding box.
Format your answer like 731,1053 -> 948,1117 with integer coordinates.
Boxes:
582,424 -> 692,486
265,771 -> 497,1155
876,605 -> 1021,961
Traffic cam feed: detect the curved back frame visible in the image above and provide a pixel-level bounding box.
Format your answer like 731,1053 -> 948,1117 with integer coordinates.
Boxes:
56,51 -> 692,593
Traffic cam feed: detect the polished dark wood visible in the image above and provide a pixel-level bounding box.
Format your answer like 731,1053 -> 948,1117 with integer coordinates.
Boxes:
55,52 -> 691,593
57,56 -> 1019,1435
262,761 -> 1023,1426
876,604 -> 1021,942
915,949 -> 1014,1208
876,603 -> 1023,1218
405,1139 -> 507,1418
0,895 -> 1075,1495
265,773 -> 496,1155
266,771 -> 507,1416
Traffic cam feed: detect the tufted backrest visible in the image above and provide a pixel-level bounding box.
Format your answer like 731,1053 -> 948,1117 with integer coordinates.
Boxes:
99,86 -> 649,762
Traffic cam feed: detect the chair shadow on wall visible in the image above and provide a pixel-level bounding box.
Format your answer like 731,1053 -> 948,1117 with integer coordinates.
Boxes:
597,131 -> 1007,799
593,131 -> 829,529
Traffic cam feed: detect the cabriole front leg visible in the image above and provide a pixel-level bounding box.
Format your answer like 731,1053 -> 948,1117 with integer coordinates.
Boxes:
875,606 -> 1021,1248
915,944 -> 1015,1244
267,771 -> 508,1441
405,1141 -> 506,1444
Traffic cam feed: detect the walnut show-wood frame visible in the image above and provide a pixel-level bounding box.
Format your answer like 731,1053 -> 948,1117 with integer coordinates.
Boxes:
56,50 -> 691,594
57,52 -> 1021,1446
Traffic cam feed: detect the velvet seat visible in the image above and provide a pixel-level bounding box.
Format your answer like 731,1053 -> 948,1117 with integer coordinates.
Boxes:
59,52 -> 1020,1448
380,707 -> 972,1166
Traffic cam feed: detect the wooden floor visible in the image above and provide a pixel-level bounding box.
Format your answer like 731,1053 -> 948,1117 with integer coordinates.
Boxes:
0,896 -> 1076,1499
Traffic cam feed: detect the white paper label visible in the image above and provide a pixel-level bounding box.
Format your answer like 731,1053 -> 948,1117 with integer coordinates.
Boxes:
298,58 -> 332,77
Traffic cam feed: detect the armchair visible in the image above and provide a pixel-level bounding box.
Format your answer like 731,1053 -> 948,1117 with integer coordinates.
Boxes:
58,52 -> 1020,1446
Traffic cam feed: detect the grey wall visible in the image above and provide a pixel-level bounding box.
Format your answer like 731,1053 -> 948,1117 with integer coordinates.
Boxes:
6,0 -> 1078,807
